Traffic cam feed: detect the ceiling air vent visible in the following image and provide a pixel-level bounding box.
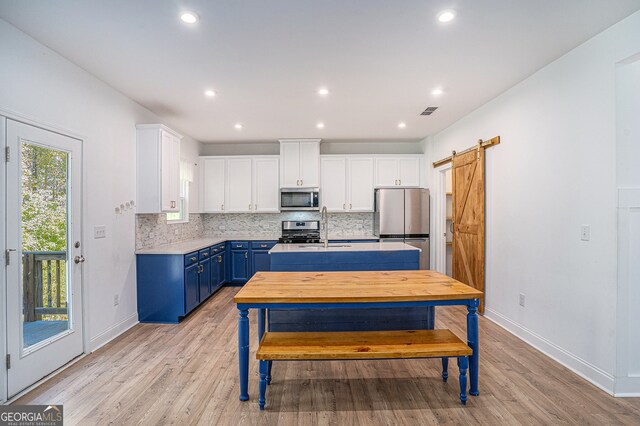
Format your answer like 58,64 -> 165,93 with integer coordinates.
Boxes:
420,107 -> 438,116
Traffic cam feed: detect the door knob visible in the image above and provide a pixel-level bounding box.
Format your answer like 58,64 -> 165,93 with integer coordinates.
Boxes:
74,255 -> 85,264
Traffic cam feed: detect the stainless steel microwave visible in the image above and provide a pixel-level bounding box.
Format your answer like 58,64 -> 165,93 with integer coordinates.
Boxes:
280,188 -> 320,211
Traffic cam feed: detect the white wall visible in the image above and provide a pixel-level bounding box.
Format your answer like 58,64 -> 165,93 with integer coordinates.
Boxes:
424,11 -> 640,394
0,17 -> 201,400
615,57 -> 640,395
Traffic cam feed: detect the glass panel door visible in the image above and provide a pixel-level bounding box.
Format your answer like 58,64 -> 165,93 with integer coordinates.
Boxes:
5,119 -> 84,397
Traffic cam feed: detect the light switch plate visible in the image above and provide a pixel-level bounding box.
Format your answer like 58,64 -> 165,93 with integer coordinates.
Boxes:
94,225 -> 106,239
580,225 -> 590,241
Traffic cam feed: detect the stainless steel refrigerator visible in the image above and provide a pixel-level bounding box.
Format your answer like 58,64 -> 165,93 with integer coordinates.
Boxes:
373,188 -> 430,269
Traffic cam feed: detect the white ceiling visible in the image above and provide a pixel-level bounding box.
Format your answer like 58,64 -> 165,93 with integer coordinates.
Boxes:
1,1 -> 639,143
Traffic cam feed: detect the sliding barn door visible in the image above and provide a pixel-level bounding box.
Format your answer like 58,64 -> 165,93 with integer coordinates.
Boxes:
452,147 -> 485,313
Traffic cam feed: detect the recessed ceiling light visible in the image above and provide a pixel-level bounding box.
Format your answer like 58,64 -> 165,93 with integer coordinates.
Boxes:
437,9 -> 456,23
398,122 -> 407,129
234,123 -> 243,130
316,122 -> 325,129
204,90 -> 216,97
317,88 -> 329,96
180,12 -> 199,24
431,88 -> 443,96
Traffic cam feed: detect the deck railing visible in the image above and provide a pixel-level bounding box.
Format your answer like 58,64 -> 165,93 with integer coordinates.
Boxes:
22,251 -> 68,322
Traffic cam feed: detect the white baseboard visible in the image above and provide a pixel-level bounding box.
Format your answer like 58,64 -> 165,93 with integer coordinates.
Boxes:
88,312 -> 138,352
614,376 -> 640,397
484,308 -> 615,395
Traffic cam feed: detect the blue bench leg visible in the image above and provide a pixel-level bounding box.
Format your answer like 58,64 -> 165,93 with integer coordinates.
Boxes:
259,360 -> 268,410
267,361 -> 273,384
458,356 -> 468,405
442,358 -> 449,382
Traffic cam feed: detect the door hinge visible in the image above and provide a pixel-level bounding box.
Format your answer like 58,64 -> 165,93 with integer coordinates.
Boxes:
6,354 -> 10,370
4,146 -> 9,162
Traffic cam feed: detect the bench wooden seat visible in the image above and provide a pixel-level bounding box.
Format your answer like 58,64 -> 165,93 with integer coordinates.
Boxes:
257,329 -> 472,360
256,329 -> 472,409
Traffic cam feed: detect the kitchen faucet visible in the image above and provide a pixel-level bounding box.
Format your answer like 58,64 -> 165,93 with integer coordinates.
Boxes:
321,206 -> 329,248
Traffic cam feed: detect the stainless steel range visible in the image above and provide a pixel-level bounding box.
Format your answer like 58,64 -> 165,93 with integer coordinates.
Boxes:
278,220 -> 321,244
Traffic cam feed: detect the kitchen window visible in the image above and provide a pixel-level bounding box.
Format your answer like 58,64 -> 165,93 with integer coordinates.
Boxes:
167,161 -> 194,223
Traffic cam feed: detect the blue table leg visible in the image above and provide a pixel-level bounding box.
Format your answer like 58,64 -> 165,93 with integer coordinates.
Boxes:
258,308 -> 265,344
259,360 -> 268,410
458,356 -> 468,405
467,299 -> 480,396
238,308 -> 250,401
266,309 -> 272,384
442,357 -> 449,382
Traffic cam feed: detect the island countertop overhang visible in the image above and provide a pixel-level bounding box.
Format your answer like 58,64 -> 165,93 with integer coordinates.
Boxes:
268,242 -> 420,254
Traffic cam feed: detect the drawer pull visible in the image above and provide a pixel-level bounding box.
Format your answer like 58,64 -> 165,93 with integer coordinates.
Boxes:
190,257 -> 197,262
260,244 -> 268,248
236,244 -> 243,248
203,253 -> 208,257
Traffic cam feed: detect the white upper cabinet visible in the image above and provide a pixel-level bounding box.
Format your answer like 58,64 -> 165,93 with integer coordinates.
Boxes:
279,142 -> 300,187
374,156 -> 421,187
321,156 -> 374,212
320,157 -> 347,211
348,157 -> 374,211
398,157 -> 421,187
202,158 -> 226,212
279,139 -> 320,188
200,156 -> 279,213
136,124 -> 182,213
226,158 -> 253,213
252,157 -> 280,212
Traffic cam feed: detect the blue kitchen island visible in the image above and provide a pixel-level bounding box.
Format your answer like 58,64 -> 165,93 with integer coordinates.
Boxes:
267,242 -> 434,331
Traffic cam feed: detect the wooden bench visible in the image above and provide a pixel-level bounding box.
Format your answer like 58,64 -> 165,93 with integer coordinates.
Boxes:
256,329 -> 473,410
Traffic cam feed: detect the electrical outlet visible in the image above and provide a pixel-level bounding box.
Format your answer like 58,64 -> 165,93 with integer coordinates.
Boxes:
519,293 -> 525,307
94,225 -> 106,239
113,294 -> 119,306
580,225 -> 591,241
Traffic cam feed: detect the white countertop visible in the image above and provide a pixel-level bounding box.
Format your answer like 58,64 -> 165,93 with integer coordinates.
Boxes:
136,234 -> 380,255
269,242 -> 419,254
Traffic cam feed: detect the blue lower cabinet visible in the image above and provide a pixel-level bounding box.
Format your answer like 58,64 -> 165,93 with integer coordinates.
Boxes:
199,257 -> 212,300
230,246 -> 250,283
137,243 -> 228,323
184,263 -> 200,314
250,241 -> 276,276
212,252 -> 225,292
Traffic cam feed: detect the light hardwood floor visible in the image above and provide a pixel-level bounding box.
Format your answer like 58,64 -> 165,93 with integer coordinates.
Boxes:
14,287 -> 640,425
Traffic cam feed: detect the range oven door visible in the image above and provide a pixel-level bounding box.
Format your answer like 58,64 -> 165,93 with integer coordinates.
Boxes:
280,189 -> 319,211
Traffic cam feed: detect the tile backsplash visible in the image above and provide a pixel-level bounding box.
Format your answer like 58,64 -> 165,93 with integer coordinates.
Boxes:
136,212 -> 374,250
136,214 -> 205,250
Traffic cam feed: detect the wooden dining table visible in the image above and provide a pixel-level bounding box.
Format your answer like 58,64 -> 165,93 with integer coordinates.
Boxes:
233,270 -> 483,402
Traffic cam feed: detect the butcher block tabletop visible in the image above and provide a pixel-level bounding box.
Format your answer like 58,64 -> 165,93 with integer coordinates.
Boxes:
234,270 -> 483,304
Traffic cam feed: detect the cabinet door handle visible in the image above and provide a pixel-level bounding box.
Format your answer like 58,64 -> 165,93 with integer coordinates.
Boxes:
218,256 -> 222,263
399,179 -> 401,186
249,203 -> 252,210
349,203 -> 352,209
171,200 -> 176,208
254,204 -> 257,210
300,179 -> 303,186
343,203 -> 346,210
221,204 -> 224,211
244,252 -> 248,259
